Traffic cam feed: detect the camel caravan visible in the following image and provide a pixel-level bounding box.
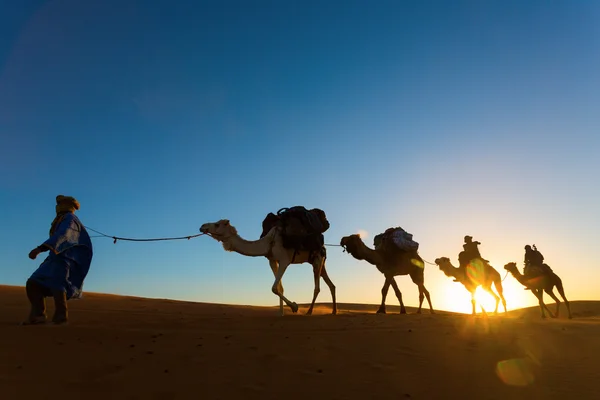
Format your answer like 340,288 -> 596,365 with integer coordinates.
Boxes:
199,205 -> 571,319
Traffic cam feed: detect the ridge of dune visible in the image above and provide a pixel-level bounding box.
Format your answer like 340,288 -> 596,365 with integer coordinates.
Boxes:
3,284 -> 599,317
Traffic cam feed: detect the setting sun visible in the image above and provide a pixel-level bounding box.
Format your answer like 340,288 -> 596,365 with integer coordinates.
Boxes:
440,276 -> 535,314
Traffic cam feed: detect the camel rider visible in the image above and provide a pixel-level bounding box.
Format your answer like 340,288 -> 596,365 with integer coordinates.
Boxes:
523,244 -> 545,276
455,236 -> 489,281
463,236 -> 482,261
462,236 -> 490,264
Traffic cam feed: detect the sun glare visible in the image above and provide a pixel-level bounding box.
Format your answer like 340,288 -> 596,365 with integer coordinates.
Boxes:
441,278 -> 534,314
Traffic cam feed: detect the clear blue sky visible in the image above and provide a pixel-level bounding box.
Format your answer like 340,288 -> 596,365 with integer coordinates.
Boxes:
2,0 -> 599,313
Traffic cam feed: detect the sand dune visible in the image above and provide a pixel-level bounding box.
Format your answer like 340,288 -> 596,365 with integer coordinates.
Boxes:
1,285 -> 599,400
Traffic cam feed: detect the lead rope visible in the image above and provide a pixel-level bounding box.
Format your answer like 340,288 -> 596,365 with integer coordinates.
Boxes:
85,226 -> 206,244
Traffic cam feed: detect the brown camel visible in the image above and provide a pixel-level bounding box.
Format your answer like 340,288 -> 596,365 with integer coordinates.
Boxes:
435,257 -> 507,315
504,262 -> 572,319
339,234 -> 434,314
200,219 -> 337,316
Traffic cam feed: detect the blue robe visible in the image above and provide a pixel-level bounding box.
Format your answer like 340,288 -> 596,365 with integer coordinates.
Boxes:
29,213 -> 94,300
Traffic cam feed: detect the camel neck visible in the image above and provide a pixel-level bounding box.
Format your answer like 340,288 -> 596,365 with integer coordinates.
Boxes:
509,269 -> 525,282
352,240 -> 384,265
222,228 -> 275,257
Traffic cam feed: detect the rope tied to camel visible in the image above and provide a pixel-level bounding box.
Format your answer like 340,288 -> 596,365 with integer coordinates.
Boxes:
85,226 -> 206,244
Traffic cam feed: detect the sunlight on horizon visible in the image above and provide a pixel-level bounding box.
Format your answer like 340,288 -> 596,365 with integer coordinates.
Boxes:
440,279 -> 533,314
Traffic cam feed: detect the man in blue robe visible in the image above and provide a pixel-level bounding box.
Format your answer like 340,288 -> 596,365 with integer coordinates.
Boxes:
23,195 -> 94,325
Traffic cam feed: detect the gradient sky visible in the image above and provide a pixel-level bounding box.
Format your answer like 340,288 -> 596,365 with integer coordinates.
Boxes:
2,0 -> 599,314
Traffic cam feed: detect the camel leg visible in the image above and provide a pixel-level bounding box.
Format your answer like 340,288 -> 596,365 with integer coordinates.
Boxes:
544,289 -> 563,319
538,290 -> 555,318
541,297 -> 555,318
535,289 -> 547,319
268,259 -> 285,316
483,285 -> 500,315
416,285 -> 424,314
555,280 -> 572,319
378,279 -> 392,314
271,261 -> 299,314
493,281 -> 508,313
410,271 -> 434,314
479,304 -> 488,315
476,291 -> 488,316
319,267 -> 337,315
533,289 -> 554,319
419,285 -> 435,314
306,260 -> 323,316
389,278 -> 406,314
470,292 -> 477,315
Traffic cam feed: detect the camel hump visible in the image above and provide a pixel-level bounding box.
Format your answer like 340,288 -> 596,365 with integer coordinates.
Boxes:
374,226 -> 419,252
458,251 -> 471,268
260,212 -> 280,238
308,208 -> 330,233
542,263 -> 553,273
524,263 -> 553,278
264,206 -> 330,253
277,206 -> 330,234
458,251 -> 488,269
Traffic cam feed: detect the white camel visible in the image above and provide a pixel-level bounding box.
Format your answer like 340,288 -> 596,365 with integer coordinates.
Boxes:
199,219 -> 337,316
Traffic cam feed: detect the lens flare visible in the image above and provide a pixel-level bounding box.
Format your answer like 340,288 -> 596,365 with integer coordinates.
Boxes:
465,259 -> 486,284
357,229 -> 369,239
496,358 -> 535,386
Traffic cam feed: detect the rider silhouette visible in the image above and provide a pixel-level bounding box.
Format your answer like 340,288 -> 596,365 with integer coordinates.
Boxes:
524,244 -> 545,276
462,236 -> 482,262
456,236 -> 488,282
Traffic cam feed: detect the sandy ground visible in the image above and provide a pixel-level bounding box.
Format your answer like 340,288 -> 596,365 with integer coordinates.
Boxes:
1,285 -> 599,400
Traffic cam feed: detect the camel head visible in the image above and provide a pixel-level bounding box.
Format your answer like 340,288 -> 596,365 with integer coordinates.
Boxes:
504,262 -> 519,274
200,219 -> 238,241
434,257 -> 454,277
340,234 -> 365,259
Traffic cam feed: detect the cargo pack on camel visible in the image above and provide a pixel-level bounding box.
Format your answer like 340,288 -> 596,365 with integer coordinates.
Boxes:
260,206 -> 330,253
373,226 -> 419,253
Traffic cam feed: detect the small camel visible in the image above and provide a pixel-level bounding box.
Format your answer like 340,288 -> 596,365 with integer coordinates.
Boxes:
504,262 -> 572,319
435,257 -> 507,315
199,219 -> 337,316
340,234 -> 434,314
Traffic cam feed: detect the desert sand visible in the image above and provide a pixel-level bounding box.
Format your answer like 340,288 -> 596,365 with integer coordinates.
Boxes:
1,285 -> 599,400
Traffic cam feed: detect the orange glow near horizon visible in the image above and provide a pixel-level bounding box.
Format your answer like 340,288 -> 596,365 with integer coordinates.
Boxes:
440,277 -> 534,314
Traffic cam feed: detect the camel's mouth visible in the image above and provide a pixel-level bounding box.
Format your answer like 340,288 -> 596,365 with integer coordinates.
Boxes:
339,238 -> 347,249
199,223 -> 220,239
434,258 -> 446,267
434,258 -> 452,276
339,236 -> 357,253
199,226 -> 216,236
